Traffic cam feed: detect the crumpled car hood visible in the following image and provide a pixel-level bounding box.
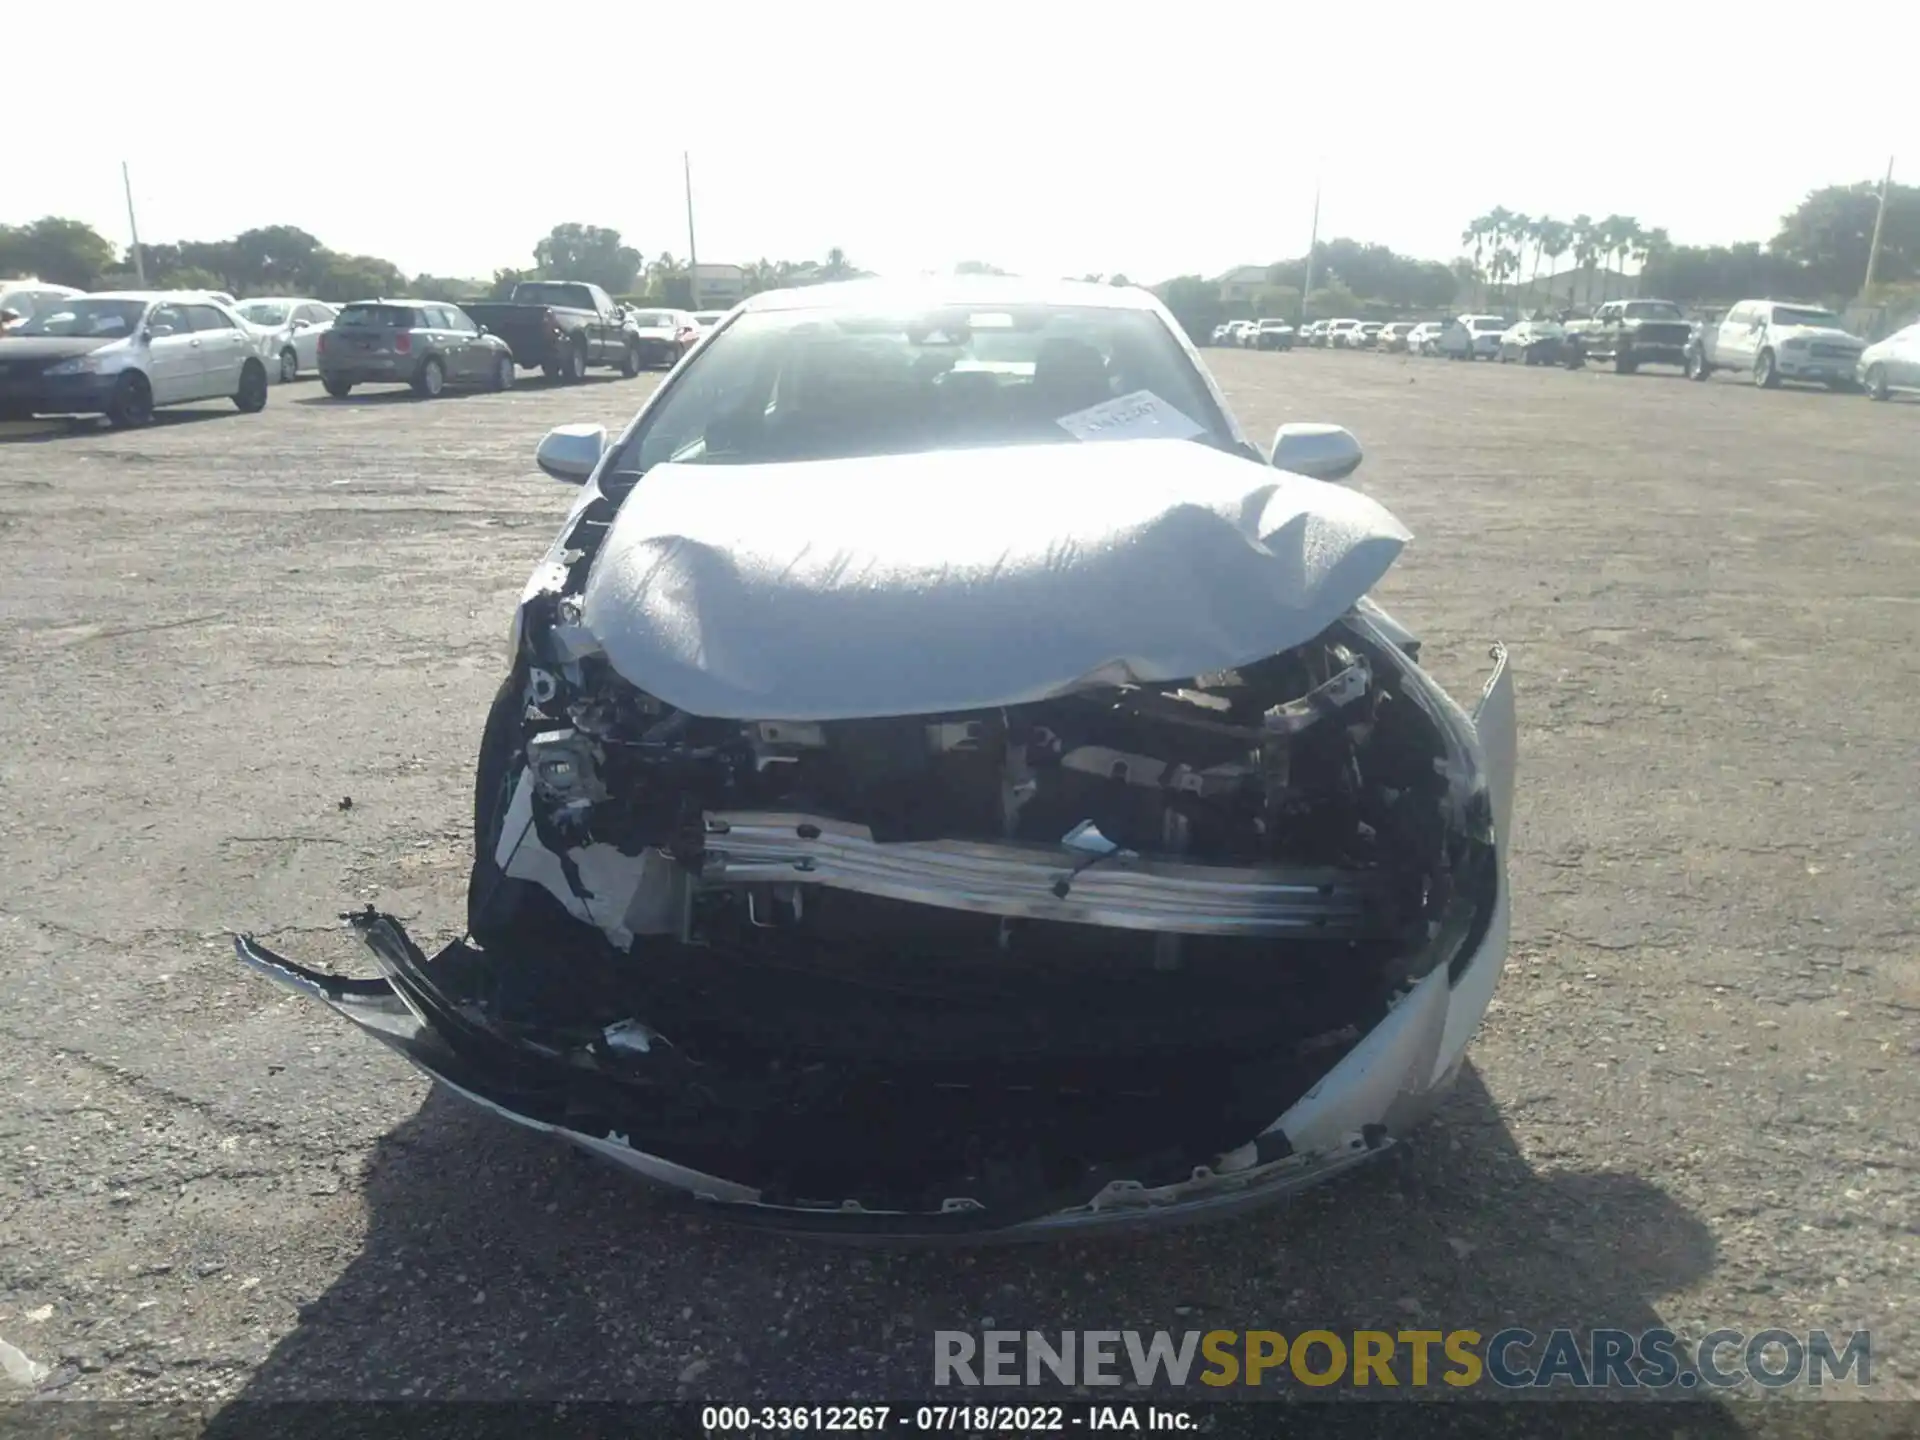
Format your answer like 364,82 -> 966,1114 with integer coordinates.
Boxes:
579,438 -> 1412,721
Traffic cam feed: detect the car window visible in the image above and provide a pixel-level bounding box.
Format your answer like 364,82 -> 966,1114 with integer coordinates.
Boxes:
1769,305 -> 1843,328
613,302 -> 1236,477
186,305 -> 236,332
149,304 -> 189,335
444,307 -> 476,334
239,301 -> 292,326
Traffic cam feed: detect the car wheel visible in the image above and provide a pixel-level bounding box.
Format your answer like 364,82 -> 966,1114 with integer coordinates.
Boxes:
104,372 -> 154,428
412,357 -> 446,398
1753,349 -> 1779,389
564,342 -> 588,383
279,347 -> 299,383
620,340 -> 642,378
233,359 -> 269,413
1864,363 -> 1890,401
322,377 -> 354,398
467,674 -> 574,950
490,353 -> 515,392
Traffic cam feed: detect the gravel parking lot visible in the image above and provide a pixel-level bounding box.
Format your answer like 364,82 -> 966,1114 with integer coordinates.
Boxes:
2,351 -> 1915,1416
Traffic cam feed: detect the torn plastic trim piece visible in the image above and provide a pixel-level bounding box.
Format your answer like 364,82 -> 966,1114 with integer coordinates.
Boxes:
697,811 -> 1398,938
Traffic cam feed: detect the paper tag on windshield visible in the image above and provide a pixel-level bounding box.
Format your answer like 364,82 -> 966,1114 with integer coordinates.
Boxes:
1055,390 -> 1206,444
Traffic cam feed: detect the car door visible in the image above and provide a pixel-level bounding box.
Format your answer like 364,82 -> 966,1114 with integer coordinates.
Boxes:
412,309 -> 456,380
443,306 -> 489,382
1717,304 -> 1757,369
585,284 -> 619,362
185,304 -> 249,397
1889,324 -> 1920,390
293,303 -> 333,369
142,303 -> 203,403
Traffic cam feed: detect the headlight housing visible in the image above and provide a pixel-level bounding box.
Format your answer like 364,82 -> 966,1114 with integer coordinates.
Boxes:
1782,338 -> 1809,352
46,349 -> 130,377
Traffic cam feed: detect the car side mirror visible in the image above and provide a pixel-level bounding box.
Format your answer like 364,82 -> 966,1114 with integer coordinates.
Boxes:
147,324 -> 174,339
1271,422 -> 1362,482
290,318 -> 310,331
536,423 -> 606,483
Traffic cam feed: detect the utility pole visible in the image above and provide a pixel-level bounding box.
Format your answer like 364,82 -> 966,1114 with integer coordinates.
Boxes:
683,152 -> 699,308
1298,174 -> 1321,323
1862,156 -> 1895,296
122,162 -> 146,286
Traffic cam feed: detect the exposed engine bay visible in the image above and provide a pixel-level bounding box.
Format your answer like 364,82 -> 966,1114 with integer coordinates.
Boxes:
433,608 -> 1497,1221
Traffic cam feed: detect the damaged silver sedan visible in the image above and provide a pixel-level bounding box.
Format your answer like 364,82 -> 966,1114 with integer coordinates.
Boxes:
238,278 -> 1516,1238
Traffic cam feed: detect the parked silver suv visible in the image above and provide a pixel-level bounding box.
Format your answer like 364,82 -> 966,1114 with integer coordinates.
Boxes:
318,300 -> 517,398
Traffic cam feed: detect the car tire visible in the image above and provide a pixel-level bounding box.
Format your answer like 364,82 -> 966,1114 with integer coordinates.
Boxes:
323,377 -> 354,398
279,347 -> 299,383
620,340 -> 642,378
412,357 -> 446,399
1754,349 -> 1780,388
563,342 -> 588,383
104,372 -> 154,428
490,353 -> 515,392
467,674 -> 575,951
233,359 -> 269,413
1864,363 -> 1890,401
1686,348 -> 1709,382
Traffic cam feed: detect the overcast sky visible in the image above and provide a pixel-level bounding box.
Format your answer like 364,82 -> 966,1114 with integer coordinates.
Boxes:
13,1 -> 1915,283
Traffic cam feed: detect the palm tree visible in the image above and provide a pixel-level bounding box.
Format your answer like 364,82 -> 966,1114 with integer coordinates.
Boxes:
1595,216 -> 1640,302
1570,214 -> 1598,306
1533,218 -> 1573,311
1460,215 -> 1493,306
1638,226 -> 1672,295
822,247 -> 852,281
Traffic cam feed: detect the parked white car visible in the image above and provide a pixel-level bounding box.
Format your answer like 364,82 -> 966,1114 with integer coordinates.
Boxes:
1406,322 -> 1447,356
236,297 -> 340,382
1325,318 -> 1362,348
1859,322 -> 1920,401
0,291 -> 271,426
1438,315 -> 1509,360
1685,300 -> 1868,390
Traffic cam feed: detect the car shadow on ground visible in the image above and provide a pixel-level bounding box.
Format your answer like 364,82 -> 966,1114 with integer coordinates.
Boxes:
291,373 -> 634,408
199,1063 -> 1744,1428
0,408 -> 247,442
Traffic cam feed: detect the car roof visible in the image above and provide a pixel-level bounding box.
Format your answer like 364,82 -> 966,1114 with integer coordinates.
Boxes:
238,295 -> 325,305
84,290 -> 234,303
738,275 -> 1159,315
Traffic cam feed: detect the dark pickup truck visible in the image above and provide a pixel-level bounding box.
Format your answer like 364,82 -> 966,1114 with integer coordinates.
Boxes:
463,281 -> 644,382
1560,298 -> 1695,374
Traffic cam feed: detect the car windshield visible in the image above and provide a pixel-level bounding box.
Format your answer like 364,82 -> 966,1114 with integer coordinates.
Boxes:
1471,318 -> 1506,332
1621,301 -> 1683,320
336,304 -> 415,328
610,301 -> 1238,477
238,302 -> 291,326
15,299 -> 147,337
630,312 -> 676,328
1771,306 -> 1843,328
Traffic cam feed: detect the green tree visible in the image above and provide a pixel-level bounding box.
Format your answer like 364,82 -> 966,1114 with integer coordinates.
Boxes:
532,223 -> 643,293
1569,214 -> 1599,305
955,260 -> 1011,275
1771,180 -> 1920,296
227,225 -> 326,292
312,252 -> 406,303
0,217 -> 118,287
1151,274 -> 1226,341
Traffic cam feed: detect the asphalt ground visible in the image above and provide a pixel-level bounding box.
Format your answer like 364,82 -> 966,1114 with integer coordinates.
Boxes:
1,347 -> 1915,1422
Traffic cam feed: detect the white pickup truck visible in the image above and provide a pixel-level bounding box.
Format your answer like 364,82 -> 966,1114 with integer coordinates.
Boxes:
1685,300 -> 1867,390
